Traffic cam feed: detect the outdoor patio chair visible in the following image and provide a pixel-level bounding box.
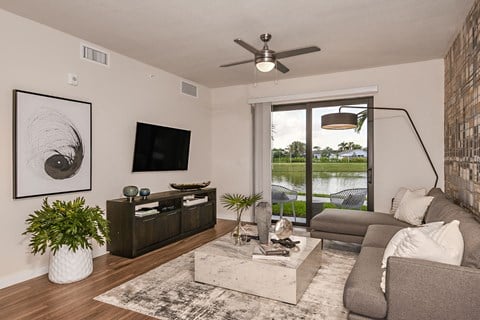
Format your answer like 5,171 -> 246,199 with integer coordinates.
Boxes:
271,184 -> 298,221
330,188 -> 367,210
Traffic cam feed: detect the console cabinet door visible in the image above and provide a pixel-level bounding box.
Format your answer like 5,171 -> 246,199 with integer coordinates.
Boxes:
158,210 -> 181,242
199,202 -> 215,227
134,215 -> 160,250
182,206 -> 201,233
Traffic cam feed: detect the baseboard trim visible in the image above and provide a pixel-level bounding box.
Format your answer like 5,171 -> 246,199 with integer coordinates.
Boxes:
0,251 -> 105,289
0,266 -> 48,289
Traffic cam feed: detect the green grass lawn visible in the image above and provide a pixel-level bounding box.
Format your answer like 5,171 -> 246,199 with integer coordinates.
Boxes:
271,162 -> 367,217
272,162 -> 367,172
272,201 -> 367,217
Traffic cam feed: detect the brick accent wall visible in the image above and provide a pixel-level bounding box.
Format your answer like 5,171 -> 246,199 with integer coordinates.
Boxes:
445,0 -> 480,216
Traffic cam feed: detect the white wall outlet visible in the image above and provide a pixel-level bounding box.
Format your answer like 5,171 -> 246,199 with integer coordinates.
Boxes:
67,73 -> 79,86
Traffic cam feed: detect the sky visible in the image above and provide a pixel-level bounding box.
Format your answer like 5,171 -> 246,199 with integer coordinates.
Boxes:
271,106 -> 367,150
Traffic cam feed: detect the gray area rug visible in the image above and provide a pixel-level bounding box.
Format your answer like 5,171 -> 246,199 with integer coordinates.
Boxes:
95,240 -> 358,320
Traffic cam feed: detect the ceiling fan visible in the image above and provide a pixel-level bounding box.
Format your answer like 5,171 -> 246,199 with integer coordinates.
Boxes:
220,33 -> 321,73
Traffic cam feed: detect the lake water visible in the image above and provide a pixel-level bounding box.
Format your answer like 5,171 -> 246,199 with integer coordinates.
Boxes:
272,171 -> 367,195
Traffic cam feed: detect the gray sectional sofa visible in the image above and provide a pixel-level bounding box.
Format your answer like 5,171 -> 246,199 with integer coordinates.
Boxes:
310,188 -> 480,320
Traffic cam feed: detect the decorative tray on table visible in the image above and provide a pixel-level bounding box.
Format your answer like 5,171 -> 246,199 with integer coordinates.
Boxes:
169,181 -> 211,191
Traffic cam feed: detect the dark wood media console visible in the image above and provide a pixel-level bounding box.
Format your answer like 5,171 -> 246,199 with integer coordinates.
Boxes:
106,188 -> 216,258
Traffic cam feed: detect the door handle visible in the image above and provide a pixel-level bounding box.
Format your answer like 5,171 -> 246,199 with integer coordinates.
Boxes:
367,168 -> 373,184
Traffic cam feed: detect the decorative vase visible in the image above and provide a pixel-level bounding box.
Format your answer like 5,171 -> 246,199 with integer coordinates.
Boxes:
255,201 -> 272,244
274,218 -> 294,239
123,185 -> 138,202
139,187 -> 150,200
48,245 -> 93,284
231,214 -> 248,246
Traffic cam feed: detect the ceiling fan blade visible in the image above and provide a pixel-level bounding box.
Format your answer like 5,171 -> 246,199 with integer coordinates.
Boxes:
234,39 -> 259,54
275,46 -> 321,59
220,59 -> 254,68
275,61 -> 290,73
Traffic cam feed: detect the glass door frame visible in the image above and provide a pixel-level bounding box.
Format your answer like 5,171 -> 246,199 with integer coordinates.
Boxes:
272,96 -> 374,226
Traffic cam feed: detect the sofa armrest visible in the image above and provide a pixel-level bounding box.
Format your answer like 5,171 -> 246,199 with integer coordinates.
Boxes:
386,256 -> 480,320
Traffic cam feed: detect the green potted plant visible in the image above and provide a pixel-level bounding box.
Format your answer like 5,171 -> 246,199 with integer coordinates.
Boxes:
220,192 -> 262,245
23,197 -> 109,284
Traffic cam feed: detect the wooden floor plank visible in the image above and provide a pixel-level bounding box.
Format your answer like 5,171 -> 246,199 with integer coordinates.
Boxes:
0,219 -> 236,319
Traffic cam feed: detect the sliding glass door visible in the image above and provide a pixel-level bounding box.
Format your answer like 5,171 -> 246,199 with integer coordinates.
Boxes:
271,97 -> 374,226
271,108 -> 307,224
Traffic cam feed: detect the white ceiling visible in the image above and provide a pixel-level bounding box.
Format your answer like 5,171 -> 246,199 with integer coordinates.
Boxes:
0,0 -> 474,88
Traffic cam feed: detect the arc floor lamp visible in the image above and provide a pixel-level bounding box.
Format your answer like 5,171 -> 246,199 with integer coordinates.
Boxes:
321,106 -> 439,188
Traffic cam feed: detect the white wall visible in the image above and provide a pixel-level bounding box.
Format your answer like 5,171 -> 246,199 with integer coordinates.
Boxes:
0,10 -> 212,288
212,60 -> 444,221
0,8 -> 445,289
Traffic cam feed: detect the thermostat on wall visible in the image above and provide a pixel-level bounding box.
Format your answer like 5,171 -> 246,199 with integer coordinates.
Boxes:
67,73 -> 79,86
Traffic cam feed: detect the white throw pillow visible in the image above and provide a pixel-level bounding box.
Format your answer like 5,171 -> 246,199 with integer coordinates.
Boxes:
380,220 -> 464,292
394,189 -> 433,225
390,187 -> 426,215
381,221 -> 444,268
394,220 -> 464,264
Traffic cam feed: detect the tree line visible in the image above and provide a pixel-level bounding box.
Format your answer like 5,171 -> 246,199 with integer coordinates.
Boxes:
272,141 -> 365,159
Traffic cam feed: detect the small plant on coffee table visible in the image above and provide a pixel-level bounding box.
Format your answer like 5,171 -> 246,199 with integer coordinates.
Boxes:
220,192 -> 262,245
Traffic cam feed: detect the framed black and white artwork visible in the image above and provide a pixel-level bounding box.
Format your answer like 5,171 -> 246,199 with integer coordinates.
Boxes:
13,90 -> 92,199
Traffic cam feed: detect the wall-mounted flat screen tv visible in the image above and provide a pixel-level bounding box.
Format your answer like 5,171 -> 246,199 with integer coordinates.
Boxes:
132,122 -> 191,172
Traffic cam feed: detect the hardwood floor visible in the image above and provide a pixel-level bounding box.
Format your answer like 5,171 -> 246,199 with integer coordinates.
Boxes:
0,219 -> 236,320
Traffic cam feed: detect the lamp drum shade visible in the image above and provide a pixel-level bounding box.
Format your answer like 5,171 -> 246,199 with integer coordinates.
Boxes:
321,112 -> 358,129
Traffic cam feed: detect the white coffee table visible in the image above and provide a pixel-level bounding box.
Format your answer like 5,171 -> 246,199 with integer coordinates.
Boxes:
194,232 -> 322,304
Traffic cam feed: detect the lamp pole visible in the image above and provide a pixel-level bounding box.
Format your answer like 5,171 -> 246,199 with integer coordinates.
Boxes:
339,106 -> 439,188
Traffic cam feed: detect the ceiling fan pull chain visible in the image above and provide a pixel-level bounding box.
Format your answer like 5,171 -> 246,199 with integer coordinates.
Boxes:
253,65 -> 257,87
274,60 -> 279,85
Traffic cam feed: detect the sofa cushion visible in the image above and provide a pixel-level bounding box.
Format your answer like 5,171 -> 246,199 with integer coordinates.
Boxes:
424,187 -> 448,222
343,246 -> 387,319
456,215 -> 480,268
424,190 -> 480,268
427,187 -> 445,198
361,224 -> 404,248
424,194 -> 469,223
310,230 -> 364,244
310,208 -> 411,237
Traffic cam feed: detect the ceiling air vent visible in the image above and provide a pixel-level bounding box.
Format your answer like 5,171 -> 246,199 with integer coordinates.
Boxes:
181,81 -> 198,98
81,44 -> 109,66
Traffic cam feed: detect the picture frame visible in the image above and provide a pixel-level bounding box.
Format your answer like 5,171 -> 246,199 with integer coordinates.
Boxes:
13,90 -> 92,199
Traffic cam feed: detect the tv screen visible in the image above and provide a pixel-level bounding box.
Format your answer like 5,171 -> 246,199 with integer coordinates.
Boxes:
132,122 -> 191,172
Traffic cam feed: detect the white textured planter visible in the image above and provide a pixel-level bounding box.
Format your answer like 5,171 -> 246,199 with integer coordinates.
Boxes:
48,245 -> 93,284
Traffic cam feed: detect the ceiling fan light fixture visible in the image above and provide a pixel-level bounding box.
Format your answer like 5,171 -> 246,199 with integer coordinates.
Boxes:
255,56 -> 275,72
222,33 -> 320,75
256,61 -> 275,72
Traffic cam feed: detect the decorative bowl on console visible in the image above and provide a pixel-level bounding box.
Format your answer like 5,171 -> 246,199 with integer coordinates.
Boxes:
170,181 -> 211,191
139,188 -> 150,200
123,185 -> 139,202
